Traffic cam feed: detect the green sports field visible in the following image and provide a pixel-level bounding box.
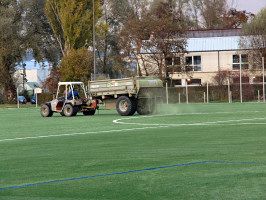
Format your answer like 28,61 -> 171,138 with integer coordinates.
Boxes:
0,103 -> 266,199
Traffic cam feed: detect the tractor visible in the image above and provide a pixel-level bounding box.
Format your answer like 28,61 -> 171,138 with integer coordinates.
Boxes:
40,82 -> 97,117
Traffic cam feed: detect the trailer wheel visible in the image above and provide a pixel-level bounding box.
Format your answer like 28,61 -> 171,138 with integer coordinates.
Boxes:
116,96 -> 137,116
40,104 -> 53,117
83,109 -> 96,116
137,98 -> 155,115
63,104 -> 76,117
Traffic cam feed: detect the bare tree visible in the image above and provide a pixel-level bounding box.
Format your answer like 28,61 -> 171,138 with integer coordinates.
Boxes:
119,0 -> 187,83
240,8 -> 266,69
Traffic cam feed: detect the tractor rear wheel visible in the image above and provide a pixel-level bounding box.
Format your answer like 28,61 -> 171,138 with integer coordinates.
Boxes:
137,98 -> 155,115
116,96 -> 137,116
63,104 -> 77,117
40,104 -> 53,117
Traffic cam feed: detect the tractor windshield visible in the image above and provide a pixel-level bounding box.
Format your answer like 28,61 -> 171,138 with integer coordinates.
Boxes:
56,83 -> 87,100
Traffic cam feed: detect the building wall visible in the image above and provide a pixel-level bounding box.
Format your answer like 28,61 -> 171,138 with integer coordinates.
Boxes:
14,68 -> 50,92
15,68 -> 50,84
138,50 -> 262,86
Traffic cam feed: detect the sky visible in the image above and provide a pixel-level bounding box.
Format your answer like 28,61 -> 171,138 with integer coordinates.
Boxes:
228,0 -> 266,14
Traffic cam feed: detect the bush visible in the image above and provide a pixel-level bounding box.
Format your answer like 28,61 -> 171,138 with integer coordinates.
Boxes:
60,48 -> 93,82
35,93 -> 54,105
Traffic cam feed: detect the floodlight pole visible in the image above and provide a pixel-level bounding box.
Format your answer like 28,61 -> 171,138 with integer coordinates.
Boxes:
93,0 -> 96,81
263,57 -> 265,102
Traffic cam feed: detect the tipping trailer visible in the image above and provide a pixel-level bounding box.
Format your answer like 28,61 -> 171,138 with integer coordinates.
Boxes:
88,76 -> 164,116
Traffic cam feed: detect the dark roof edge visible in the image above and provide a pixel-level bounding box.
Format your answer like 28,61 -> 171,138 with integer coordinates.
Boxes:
185,28 -> 241,38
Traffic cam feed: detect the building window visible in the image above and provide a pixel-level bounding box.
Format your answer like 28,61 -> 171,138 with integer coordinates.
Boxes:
165,57 -> 172,66
232,54 -> 249,70
174,57 -> 181,65
166,56 -> 182,72
233,77 -> 250,84
187,79 -> 202,86
172,79 -> 182,86
185,56 -> 201,72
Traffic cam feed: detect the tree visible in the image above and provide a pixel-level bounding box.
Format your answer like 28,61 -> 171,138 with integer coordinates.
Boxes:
119,0 -> 187,83
189,0 -> 254,29
23,0 -> 61,65
240,7 -> 266,69
60,48 -> 93,82
223,8 -> 254,29
197,0 -> 228,29
41,67 -> 61,93
212,70 -> 234,86
45,0 -> 101,57
0,0 -> 24,101
94,0 -> 149,78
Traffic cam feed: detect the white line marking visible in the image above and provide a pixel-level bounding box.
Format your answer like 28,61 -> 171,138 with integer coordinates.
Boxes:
240,123 -> 266,125
113,111 -> 266,126
0,126 -> 168,142
1,111 -> 264,142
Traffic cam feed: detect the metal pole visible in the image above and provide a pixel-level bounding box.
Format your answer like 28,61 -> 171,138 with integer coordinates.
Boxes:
228,79 -> 230,103
178,92 -> 180,104
36,93 -> 38,108
186,80 -> 188,104
207,81 -> 209,103
263,57 -> 265,102
166,82 -> 169,104
93,0 -> 96,81
17,88 -> 19,108
240,64 -> 242,103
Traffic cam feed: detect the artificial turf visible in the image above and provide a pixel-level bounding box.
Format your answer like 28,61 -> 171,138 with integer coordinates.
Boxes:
0,103 -> 265,199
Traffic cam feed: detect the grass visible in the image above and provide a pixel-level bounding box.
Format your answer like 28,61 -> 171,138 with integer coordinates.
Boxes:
0,103 -> 266,199
0,104 -> 37,109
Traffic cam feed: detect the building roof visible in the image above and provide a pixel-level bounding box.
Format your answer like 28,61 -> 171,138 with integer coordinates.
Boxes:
187,36 -> 243,52
25,82 -> 40,90
139,29 -> 248,54
185,29 -> 241,38
140,36 -> 244,54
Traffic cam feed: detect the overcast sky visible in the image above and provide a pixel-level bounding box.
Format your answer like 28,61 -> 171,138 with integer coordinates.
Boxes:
228,0 -> 266,14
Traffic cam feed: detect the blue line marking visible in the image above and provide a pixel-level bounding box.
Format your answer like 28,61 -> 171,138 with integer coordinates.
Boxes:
1,161 -> 265,190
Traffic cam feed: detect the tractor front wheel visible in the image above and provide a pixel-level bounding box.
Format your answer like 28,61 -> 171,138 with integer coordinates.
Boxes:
63,104 -> 77,117
40,104 -> 53,117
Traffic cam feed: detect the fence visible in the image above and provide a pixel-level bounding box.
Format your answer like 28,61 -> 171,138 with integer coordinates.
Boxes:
22,83 -> 266,106
164,84 -> 265,104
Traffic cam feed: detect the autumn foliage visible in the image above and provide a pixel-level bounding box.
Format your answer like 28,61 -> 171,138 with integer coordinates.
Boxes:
60,48 -> 93,82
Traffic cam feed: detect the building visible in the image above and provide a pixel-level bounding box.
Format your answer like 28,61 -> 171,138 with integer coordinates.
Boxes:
15,59 -> 51,93
138,29 -> 262,86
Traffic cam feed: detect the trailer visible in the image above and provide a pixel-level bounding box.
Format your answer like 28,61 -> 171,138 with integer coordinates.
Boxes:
88,76 -> 164,116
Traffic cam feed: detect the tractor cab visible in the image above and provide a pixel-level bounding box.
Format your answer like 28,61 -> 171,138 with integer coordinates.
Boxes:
51,82 -> 87,112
